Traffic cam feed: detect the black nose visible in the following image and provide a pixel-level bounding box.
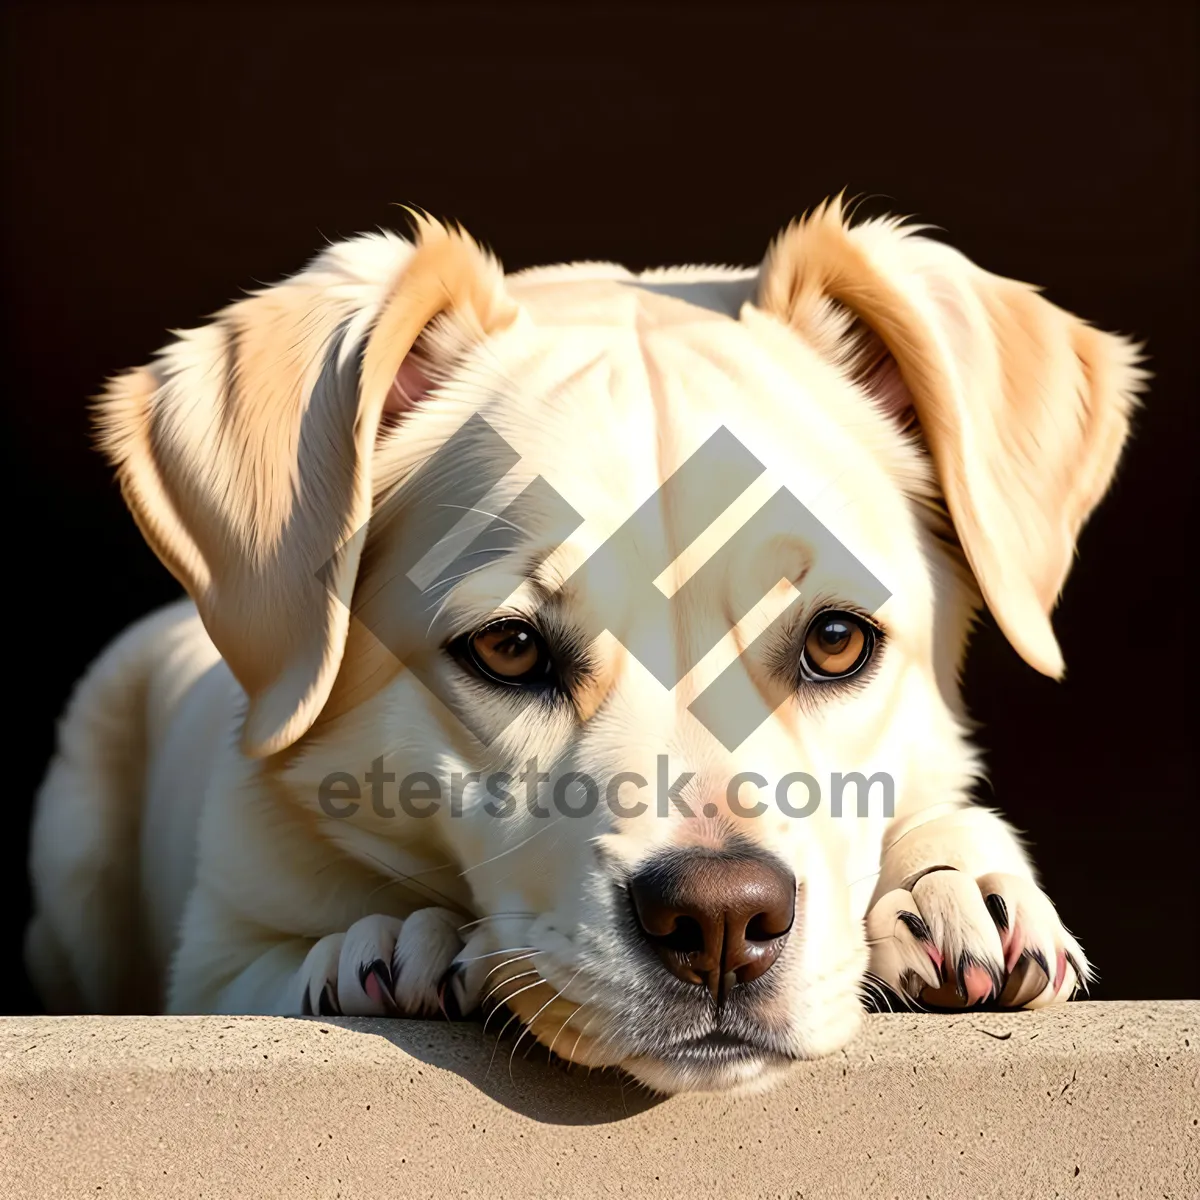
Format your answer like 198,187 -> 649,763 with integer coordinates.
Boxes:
629,850 -> 797,1004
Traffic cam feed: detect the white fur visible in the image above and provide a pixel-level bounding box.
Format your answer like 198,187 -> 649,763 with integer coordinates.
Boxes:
27,202 -> 1138,1094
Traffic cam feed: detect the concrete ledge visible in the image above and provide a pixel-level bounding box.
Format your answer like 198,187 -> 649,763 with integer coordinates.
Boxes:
2,1002 -> 1196,1198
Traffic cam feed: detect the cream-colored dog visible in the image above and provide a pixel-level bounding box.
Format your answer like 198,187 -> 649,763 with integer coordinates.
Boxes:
26,199 -> 1140,1094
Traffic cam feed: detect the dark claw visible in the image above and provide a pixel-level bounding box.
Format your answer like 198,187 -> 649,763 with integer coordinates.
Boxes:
905,864 -> 959,888
359,959 -> 400,1015
317,981 -> 340,1017
437,964 -> 465,1020
953,953 -> 970,1003
984,893 -> 1009,931
896,909 -> 934,946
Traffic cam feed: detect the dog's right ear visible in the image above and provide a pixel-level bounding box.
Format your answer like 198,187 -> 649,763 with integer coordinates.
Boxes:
96,220 -> 517,757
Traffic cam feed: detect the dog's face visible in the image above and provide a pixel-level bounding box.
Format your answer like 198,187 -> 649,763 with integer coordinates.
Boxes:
340,271 -> 968,1092
100,202 -> 1139,1092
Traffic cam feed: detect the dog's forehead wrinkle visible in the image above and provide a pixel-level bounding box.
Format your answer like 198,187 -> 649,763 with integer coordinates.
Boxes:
501,330 -> 892,561
618,272 -> 761,320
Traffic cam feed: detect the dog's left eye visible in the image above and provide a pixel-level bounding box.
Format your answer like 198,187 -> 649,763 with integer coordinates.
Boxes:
466,619 -> 555,686
801,610 -> 876,680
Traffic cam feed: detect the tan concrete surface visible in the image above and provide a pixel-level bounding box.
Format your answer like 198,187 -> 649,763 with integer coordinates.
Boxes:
1,1002 -> 1196,1198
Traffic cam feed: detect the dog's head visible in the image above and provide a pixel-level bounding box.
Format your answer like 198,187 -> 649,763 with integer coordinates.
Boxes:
99,201 -> 1140,1092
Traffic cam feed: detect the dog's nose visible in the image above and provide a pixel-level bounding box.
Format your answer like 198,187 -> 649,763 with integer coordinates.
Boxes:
629,851 -> 796,1003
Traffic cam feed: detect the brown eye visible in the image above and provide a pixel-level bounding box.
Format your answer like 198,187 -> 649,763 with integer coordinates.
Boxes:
802,611 -> 873,679
468,619 -> 552,684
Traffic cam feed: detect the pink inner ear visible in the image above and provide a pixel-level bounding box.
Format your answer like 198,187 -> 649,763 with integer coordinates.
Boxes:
861,352 -> 914,425
384,355 -> 434,416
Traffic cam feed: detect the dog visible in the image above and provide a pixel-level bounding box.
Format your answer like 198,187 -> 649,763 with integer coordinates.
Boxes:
26,198 -> 1141,1094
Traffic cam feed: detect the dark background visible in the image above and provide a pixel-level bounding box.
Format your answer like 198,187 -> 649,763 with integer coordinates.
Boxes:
1,1 -> 1195,1012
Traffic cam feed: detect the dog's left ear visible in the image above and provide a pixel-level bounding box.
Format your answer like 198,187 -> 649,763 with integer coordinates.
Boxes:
757,199 -> 1145,676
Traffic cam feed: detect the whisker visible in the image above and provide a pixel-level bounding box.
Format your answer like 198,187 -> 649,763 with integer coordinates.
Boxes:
419,551 -> 515,594
456,912 -> 536,933
869,984 -> 894,1014
348,846 -> 466,914
483,977 -> 553,1077
421,554 -> 513,633
480,966 -> 541,1018
354,873 -> 413,916
545,1000 -> 587,1063
513,969 -> 583,1064
355,858 -> 464,918
459,818 -> 565,876
454,945 -> 537,965
486,1006 -> 527,1076
860,970 -> 922,1013
423,580 -> 472,635
848,868 -> 882,888
481,949 -> 543,988
568,1007 -> 602,1064
434,503 -> 533,537
510,970 -> 581,1077
589,1019 -> 629,1065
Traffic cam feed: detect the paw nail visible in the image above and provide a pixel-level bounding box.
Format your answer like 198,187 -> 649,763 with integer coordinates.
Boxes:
907,864 -> 958,887
897,909 -> 933,944
360,960 -> 398,1013
437,966 -> 464,1021
984,893 -> 1009,931
896,910 -> 942,977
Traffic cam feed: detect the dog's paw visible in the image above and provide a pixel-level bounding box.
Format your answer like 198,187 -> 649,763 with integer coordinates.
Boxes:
866,869 -> 1090,1009
295,908 -> 474,1018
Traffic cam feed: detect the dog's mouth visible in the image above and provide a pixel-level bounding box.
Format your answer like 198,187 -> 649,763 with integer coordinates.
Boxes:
622,1030 -> 796,1095
490,959 -> 796,1093
658,1029 -> 783,1062
639,1026 -> 797,1080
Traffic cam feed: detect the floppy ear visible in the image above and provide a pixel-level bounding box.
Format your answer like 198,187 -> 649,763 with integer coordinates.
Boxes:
96,220 -> 517,756
758,198 -> 1144,677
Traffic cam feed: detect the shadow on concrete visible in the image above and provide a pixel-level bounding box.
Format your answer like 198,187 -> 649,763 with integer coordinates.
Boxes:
295,1014 -> 664,1126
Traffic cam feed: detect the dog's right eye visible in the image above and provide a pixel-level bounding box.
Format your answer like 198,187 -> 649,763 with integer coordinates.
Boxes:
465,619 -> 555,686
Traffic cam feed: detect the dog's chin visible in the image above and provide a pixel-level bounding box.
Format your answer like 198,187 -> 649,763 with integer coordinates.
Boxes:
619,1001 -> 867,1095
621,1035 -> 798,1096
